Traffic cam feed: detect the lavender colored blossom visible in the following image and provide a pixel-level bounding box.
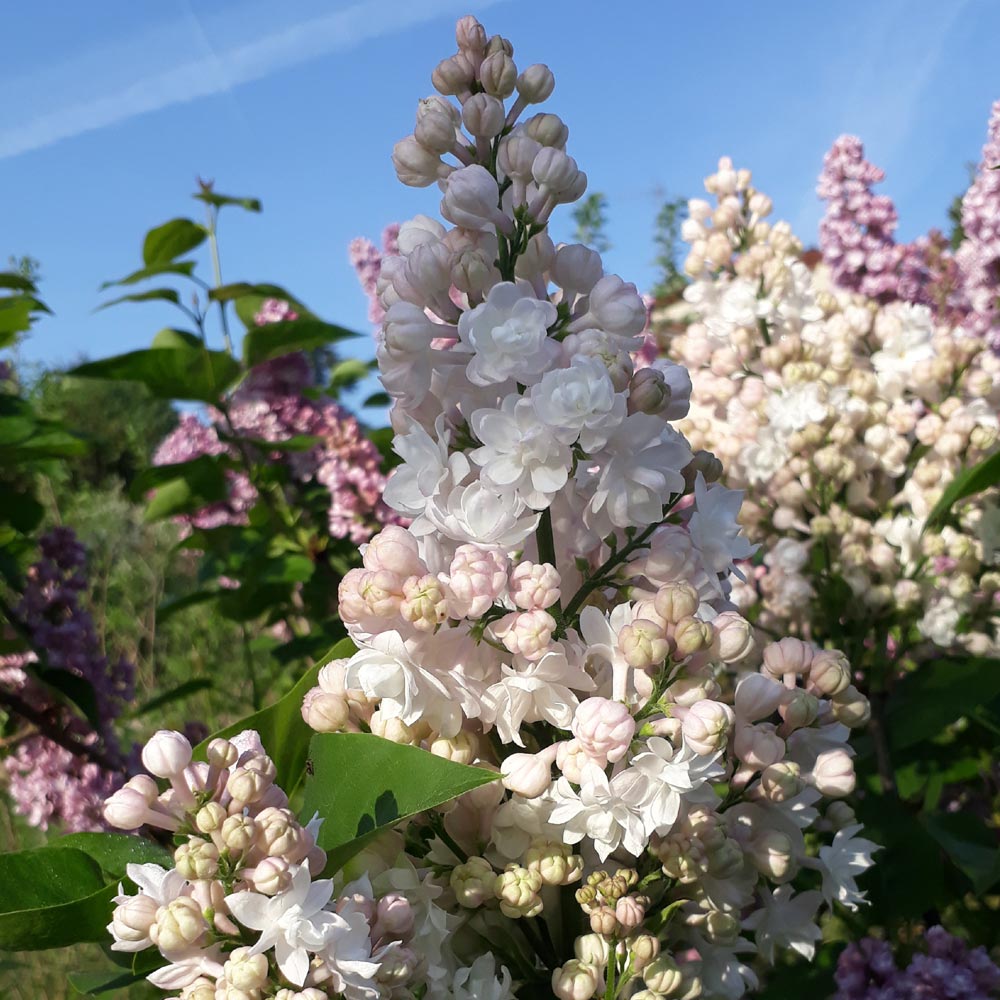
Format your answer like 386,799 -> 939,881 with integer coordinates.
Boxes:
349,223 -> 400,328
956,100 -> 1000,347
835,927 -> 1000,1000
2,527 -> 134,831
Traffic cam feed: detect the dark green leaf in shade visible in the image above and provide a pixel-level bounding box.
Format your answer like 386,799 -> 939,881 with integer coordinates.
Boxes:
924,451 -> 1000,529
242,319 -> 360,368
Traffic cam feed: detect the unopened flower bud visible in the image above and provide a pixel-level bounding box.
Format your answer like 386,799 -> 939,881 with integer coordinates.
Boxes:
510,561 -> 561,610
615,894 -> 646,932
451,856 -> 496,908
110,893 -> 158,949
174,838 -> 219,881
830,686 -> 871,728
589,904 -> 618,936
811,748 -> 856,797
748,829 -> 796,882
429,730 -> 478,765
644,955 -> 683,995
206,738 -> 238,770
826,801 -> 857,830
779,690 -> 819,731
619,619 -> 669,670
432,53 -> 475,96
703,909 -> 740,945
103,788 -> 152,831
712,612 -> 755,663
673,615 -> 713,657
734,723 -> 785,769
523,111 -> 570,149
220,814 -> 257,855
224,947 -> 269,992
374,893 -> 415,940
302,689 -> 351,733
494,609 -> 556,660
250,857 -> 292,895
500,749 -> 556,798
227,766 -> 270,805
195,801 -> 226,835
517,63 -> 555,103
681,700 -> 734,755
574,933 -> 610,967
572,698 -> 636,764
807,650 -> 851,697
495,865 -> 543,918
141,730 -> 192,779
552,959 -> 600,1000
762,637 -> 813,677
462,93 -> 505,138
757,761 -> 802,802
400,573 -> 448,631
629,932 -> 660,971
629,368 -> 673,415
654,583 -> 700,624
393,135 -> 446,187
479,51 -> 517,98
150,897 -> 206,952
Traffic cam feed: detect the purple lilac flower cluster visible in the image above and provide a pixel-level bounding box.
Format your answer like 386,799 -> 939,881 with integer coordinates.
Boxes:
2,527 -> 133,831
956,100 -> 1000,347
835,927 -> 1000,1000
818,100 -> 1000,343
152,300 -> 397,544
348,224 -> 401,331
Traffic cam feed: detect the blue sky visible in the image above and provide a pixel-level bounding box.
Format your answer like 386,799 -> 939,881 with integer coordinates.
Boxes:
3,0 -> 998,413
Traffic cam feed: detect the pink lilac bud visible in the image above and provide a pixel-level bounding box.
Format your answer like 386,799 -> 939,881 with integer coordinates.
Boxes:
374,893 -> 415,940
364,526 -> 423,577
447,544 -> 508,617
757,761 -> 803,803
572,698 -> 635,764
713,612 -> 755,663
510,561 -> 561,610
615,894 -> 646,932
811,748 -> 856,797
653,583 -> 700,624
442,164 -> 511,231
681,700 -> 734,755
110,894 -> 158,950
830,686 -> 871,728
221,814 -> 257,854
619,619 -> 669,670
249,857 -> 293,895
552,243 -> 602,295
494,609 -> 556,660
227,766 -> 270,805
393,135 -> 447,187
207,738 -> 238,769
807,650 -> 851,697
734,723 -> 785,770
150,897 -> 206,952
672,616 -> 713,657
463,93 -> 505,138
455,15 -> 487,56
500,746 -> 558,798
628,367 -> 673,415
223,948 -> 269,991
451,856 -> 496,908
301,689 -> 350,733
556,739 -> 588,783
553,960 -> 600,1000
644,955 -> 683,995
103,788 -> 154,831
532,147 -> 584,198
762,637 -> 813,677
585,275 -> 647,337
734,673 -> 785,723
524,112 -> 569,148
415,106 -> 459,155
779,690 -> 819,731
480,51 -> 517,98
141,730 -> 192,779
400,574 -> 448,631
589,905 -> 618,936
517,64 -> 555,104
495,865 -> 543,918
432,54 -> 475,96
748,829 -> 796,882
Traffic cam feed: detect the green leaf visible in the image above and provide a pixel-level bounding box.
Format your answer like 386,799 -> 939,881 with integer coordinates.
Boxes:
156,588 -> 219,623
329,358 -> 370,390
54,833 -> 172,877
922,812 -> 1000,893
96,288 -> 181,312
302,733 -> 500,873
885,657 -> 1000,753
193,190 -> 261,213
194,638 -> 356,792
68,969 -> 146,996
70,347 -> 241,404
363,391 -> 391,409
0,271 -> 36,291
134,678 -> 214,716
130,454 -> 228,502
0,847 -> 113,951
142,219 -> 206,267
38,668 -> 101,728
925,451 -> 1000,529
101,261 -> 197,289
151,327 -> 202,350
243,318 -> 359,368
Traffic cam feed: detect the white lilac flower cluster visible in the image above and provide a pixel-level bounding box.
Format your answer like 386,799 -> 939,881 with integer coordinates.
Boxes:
298,17 -> 875,1000
663,157 -> 1000,652
102,729 -> 455,999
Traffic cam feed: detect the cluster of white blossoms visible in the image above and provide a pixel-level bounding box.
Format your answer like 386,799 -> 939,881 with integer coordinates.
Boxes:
103,729 -> 466,1000
663,158 -> 1000,652
298,18 -> 875,1000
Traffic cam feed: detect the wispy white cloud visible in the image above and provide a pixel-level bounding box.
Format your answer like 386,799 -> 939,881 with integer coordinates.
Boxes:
0,0 -> 504,161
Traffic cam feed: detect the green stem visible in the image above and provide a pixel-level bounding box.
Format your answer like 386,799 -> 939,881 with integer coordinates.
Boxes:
205,204 -> 234,356
241,625 -> 260,711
